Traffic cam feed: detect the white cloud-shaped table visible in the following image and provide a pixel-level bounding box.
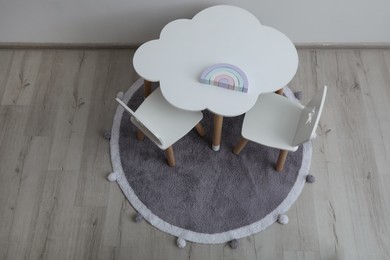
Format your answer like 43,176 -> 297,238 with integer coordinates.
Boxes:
133,5 -> 298,117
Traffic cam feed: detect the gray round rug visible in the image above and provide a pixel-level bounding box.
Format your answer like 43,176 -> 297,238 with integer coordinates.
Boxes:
110,78 -> 312,244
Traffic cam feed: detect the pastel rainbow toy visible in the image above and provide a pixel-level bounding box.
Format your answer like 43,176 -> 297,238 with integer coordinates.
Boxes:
200,63 -> 249,93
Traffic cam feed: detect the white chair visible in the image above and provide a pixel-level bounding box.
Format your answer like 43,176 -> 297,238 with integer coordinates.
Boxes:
116,87 -> 205,167
233,86 -> 327,171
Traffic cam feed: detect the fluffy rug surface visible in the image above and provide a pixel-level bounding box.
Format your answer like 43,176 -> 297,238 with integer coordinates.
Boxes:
110,79 -> 311,244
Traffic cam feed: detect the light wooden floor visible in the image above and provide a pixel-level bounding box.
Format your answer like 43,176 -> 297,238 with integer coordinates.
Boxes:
0,48 -> 389,260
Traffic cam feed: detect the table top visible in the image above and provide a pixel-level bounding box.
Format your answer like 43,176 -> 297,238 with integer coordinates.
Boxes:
133,5 -> 298,117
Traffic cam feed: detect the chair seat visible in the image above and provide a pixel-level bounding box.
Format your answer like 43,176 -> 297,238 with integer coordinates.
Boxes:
242,93 -> 303,152
132,88 -> 203,150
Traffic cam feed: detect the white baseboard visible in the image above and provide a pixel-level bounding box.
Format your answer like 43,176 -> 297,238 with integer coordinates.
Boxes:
1,42 -> 390,49
0,42 -> 141,49
295,42 -> 390,49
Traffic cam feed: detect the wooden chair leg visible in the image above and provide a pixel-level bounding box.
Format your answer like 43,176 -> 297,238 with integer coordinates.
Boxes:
275,150 -> 288,171
195,123 -> 206,137
233,137 -> 248,155
136,129 -> 145,141
165,146 -> 176,167
144,80 -> 152,98
275,88 -> 283,95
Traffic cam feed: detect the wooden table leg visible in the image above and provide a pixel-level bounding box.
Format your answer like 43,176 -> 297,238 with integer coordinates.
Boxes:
165,146 -> 176,167
275,150 -> 288,172
212,114 -> 223,151
275,88 -> 284,95
136,128 -> 145,141
233,137 -> 248,155
144,80 -> 152,98
195,123 -> 206,137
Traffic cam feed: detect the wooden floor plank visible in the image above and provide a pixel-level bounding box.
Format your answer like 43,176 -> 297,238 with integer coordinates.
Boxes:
357,50 -> 390,176
313,49 -> 362,260
23,50 -> 58,137
0,105 -> 30,260
333,50 -> 387,259
254,225 -> 283,259
31,170 -> 82,259
0,50 -> 15,102
47,50 -> 99,172
1,51 -> 44,106
5,136 -> 52,260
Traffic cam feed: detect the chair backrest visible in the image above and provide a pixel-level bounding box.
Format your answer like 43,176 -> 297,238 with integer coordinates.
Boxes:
292,85 -> 327,146
115,97 -> 164,147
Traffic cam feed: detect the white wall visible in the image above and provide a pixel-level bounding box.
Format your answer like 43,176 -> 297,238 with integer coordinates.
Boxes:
0,0 -> 389,44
